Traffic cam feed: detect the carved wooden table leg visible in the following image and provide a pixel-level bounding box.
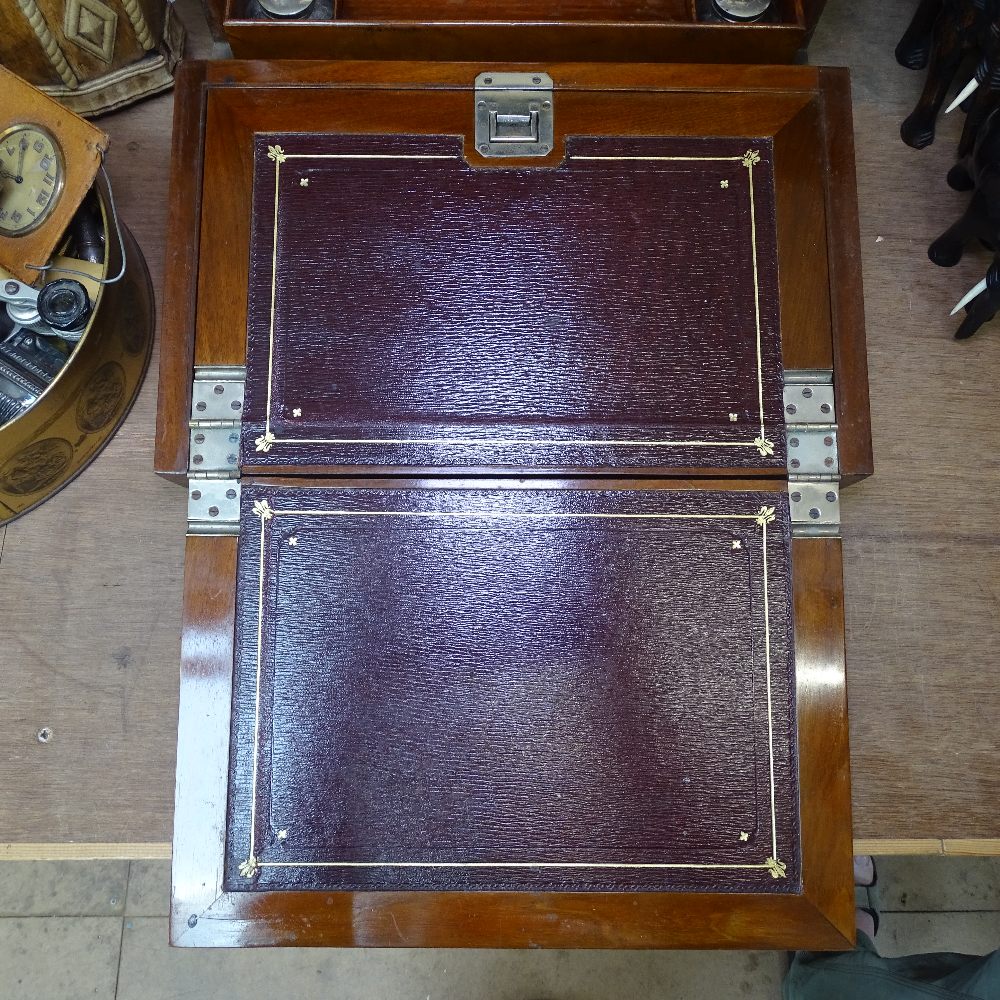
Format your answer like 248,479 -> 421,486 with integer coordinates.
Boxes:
954,21 -> 1000,170
901,0 -> 984,149
896,0 -> 946,69
954,258 -> 1000,337
930,104 -> 1000,263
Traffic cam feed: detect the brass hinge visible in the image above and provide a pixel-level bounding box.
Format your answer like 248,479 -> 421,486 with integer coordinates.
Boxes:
784,370 -> 840,538
474,72 -> 554,158
187,366 -> 244,535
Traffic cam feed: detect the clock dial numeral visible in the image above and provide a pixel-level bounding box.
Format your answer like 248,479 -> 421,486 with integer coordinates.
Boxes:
0,125 -> 63,235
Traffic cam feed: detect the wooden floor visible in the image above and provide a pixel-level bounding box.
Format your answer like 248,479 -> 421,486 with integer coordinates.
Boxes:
0,0 -> 997,850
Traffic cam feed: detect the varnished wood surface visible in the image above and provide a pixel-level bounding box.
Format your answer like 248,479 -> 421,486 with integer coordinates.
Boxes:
172,493 -> 853,949
221,0 -> 807,65
0,65 -> 109,283
160,61 -> 862,478
1,0 -> 998,849
153,60 -> 207,484
817,67 -> 873,482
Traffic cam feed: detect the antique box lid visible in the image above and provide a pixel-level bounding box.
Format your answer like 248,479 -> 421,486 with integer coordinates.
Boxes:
228,483 -> 799,893
155,61 -> 871,483
244,134 -> 784,472
173,475 -> 853,948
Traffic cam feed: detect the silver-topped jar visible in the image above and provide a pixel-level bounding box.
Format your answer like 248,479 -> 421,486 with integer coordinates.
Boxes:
710,0 -> 773,23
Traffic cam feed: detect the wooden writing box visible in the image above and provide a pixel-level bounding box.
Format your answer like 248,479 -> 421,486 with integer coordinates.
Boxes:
217,0 -> 828,64
158,61 -> 871,949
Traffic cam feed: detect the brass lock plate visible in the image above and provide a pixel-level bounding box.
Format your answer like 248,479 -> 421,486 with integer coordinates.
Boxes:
474,72 -> 554,158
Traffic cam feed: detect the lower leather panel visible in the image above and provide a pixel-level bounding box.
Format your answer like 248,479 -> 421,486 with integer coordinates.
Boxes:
225,483 -> 800,894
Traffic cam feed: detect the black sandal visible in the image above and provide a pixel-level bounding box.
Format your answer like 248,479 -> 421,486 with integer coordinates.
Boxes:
854,856 -> 881,936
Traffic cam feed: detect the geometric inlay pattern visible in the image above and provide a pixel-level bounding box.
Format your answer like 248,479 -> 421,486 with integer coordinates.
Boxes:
63,0 -> 118,63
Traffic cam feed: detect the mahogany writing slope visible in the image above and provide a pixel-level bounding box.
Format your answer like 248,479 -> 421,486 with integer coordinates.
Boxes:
158,61 -> 871,949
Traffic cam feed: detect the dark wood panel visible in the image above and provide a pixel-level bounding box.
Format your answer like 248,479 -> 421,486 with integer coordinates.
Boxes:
198,58 -> 821,90
792,535 -> 853,938
818,67 -> 873,482
332,0 -> 693,20
802,0 -> 827,31
155,60 -> 209,483
774,100 -> 833,372
222,1 -> 806,64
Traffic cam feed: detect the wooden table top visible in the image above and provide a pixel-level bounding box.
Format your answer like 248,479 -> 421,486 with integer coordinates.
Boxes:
0,0 -> 997,858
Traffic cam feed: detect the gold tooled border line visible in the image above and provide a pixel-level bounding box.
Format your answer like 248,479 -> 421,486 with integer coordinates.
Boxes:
237,499 -> 786,884
252,145 -> 774,459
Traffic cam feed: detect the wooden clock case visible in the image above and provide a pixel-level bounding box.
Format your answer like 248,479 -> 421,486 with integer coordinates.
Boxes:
157,60 -> 871,950
0,64 -> 108,283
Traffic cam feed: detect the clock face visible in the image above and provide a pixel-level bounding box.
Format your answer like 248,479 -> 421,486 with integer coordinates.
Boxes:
0,125 -> 64,237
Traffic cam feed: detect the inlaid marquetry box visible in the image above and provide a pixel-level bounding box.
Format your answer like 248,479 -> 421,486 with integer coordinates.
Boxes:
158,60 -> 871,949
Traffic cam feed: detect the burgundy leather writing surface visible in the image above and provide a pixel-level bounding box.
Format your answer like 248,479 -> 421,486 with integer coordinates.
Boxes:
226,484 -> 800,893
242,134 -> 784,470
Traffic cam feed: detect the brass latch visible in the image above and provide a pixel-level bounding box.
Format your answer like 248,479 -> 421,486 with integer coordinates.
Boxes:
474,73 -> 554,158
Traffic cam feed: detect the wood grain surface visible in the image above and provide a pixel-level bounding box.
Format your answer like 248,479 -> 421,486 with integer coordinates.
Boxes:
221,0 -> 808,65
0,65 -> 109,283
0,0 -> 998,848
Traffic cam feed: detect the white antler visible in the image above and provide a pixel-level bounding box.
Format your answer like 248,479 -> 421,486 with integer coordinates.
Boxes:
946,77 -> 980,114
951,276 -> 988,315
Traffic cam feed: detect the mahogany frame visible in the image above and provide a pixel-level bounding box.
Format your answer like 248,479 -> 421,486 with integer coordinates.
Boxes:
164,59 -> 860,948
155,60 -> 871,483
171,477 -> 853,948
